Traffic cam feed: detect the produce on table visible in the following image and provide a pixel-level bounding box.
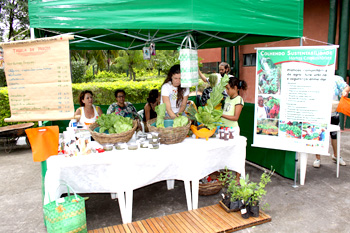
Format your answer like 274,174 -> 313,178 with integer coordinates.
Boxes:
173,116 -> 188,127
155,103 -> 166,128
96,114 -> 133,134
187,75 -> 229,130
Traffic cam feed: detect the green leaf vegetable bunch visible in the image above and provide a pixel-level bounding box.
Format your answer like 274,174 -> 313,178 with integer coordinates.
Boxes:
96,114 -> 133,134
173,115 -> 188,127
155,103 -> 166,128
195,75 -> 229,130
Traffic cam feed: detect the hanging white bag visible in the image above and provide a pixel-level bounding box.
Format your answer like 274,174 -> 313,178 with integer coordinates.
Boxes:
179,34 -> 199,88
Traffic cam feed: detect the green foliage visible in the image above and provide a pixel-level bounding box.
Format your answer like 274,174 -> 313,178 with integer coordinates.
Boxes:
71,80 -> 163,105
0,69 -> 6,87
0,0 -> 29,41
115,50 -> 148,80
173,116 -> 188,127
155,103 -> 166,128
96,114 -> 133,134
71,61 -> 87,83
194,75 -> 229,130
0,88 -> 37,127
250,170 -> 274,205
219,167 -> 274,206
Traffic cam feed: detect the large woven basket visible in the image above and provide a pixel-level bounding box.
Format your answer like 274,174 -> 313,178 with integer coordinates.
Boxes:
88,120 -> 137,144
147,118 -> 191,144
199,172 -> 222,196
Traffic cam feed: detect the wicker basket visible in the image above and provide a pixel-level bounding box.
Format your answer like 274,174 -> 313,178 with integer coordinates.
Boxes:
146,118 -> 191,144
88,120 -> 137,144
199,172 -> 222,196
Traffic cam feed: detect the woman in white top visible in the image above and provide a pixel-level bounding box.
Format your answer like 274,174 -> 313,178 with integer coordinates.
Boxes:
161,64 -> 189,119
74,90 -> 103,127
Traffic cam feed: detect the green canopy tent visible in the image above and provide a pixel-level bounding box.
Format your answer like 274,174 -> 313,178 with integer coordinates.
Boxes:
28,0 -> 303,50
28,0 -> 304,180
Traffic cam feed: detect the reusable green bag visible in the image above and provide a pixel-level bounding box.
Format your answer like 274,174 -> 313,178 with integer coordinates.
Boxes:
43,183 -> 87,233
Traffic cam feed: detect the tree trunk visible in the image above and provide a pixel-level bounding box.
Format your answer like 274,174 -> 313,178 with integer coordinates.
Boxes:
129,66 -> 133,80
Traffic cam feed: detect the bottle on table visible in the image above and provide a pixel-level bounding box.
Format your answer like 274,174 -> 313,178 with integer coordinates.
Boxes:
229,127 -> 234,139
224,127 -> 229,141
219,127 -> 224,139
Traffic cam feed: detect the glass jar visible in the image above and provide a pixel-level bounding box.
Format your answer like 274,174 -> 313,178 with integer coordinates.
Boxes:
115,142 -> 127,150
127,142 -> 138,150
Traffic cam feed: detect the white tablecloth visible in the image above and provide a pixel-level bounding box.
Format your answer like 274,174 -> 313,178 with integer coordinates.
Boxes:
44,136 -> 247,223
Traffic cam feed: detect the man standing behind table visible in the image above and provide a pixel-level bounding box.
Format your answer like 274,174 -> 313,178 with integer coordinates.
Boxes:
313,75 -> 350,168
198,62 -> 234,85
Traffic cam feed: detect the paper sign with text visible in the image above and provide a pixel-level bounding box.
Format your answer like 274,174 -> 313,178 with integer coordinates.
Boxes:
1,35 -> 74,122
252,46 -> 338,155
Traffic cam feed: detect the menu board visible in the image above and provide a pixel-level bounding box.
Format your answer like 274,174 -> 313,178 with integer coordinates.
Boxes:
1,35 -> 75,122
252,45 -> 338,155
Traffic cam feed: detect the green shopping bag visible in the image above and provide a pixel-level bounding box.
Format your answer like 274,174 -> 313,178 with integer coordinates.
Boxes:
43,183 -> 87,233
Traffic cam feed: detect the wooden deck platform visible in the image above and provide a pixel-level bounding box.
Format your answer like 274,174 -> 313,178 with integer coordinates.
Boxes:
88,204 -> 271,233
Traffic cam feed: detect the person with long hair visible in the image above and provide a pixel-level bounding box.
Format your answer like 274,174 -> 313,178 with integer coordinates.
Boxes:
161,64 -> 189,119
143,89 -> 160,123
75,90 -> 103,127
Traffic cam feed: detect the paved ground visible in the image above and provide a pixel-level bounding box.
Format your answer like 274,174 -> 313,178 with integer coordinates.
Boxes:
1,132 -> 350,233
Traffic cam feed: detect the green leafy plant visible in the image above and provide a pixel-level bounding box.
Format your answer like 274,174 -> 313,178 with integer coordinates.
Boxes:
173,115 -> 188,127
96,114 -> 133,134
155,103 -> 166,128
189,75 -> 229,130
250,170 -> 274,206
219,167 -> 274,209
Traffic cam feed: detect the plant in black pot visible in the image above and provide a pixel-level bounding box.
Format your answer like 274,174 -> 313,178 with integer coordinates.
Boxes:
235,175 -> 255,219
219,169 -> 254,217
249,169 -> 274,217
219,169 -> 243,212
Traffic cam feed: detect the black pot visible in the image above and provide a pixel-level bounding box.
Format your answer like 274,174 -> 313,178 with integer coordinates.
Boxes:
249,204 -> 259,217
222,195 -> 231,208
241,205 -> 250,219
229,199 -> 244,212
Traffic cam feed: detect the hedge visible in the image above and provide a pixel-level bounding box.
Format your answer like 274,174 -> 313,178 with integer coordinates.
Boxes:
0,80 -> 207,127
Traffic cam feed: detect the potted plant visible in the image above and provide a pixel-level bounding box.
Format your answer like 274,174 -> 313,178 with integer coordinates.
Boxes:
187,75 -> 229,139
219,168 -> 274,219
219,169 -> 243,212
249,169 -> 274,217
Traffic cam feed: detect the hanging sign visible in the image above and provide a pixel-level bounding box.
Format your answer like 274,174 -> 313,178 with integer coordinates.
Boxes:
1,35 -> 75,122
252,45 -> 338,155
178,34 -> 198,88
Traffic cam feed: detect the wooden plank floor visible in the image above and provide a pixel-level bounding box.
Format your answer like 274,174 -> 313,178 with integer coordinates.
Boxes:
88,204 -> 271,233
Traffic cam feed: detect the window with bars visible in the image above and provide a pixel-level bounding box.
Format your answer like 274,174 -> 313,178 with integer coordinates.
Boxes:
243,53 -> 256,66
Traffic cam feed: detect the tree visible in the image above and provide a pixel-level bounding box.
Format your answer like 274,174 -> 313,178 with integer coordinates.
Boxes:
152,50 -> 180,75
70,50 -> 119,72
0,0 -> 30,42
115,50 -> 148,81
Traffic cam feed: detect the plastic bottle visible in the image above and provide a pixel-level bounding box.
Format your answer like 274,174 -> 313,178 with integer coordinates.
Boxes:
224,127 -> 229,141
219,127 -> 224,139
229,127 -> 234,139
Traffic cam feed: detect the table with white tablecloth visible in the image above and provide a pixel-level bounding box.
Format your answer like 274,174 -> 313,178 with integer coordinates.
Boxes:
44,136 -> 247,223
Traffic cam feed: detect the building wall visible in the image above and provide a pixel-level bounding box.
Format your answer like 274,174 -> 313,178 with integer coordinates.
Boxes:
197,0 -> 349,103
